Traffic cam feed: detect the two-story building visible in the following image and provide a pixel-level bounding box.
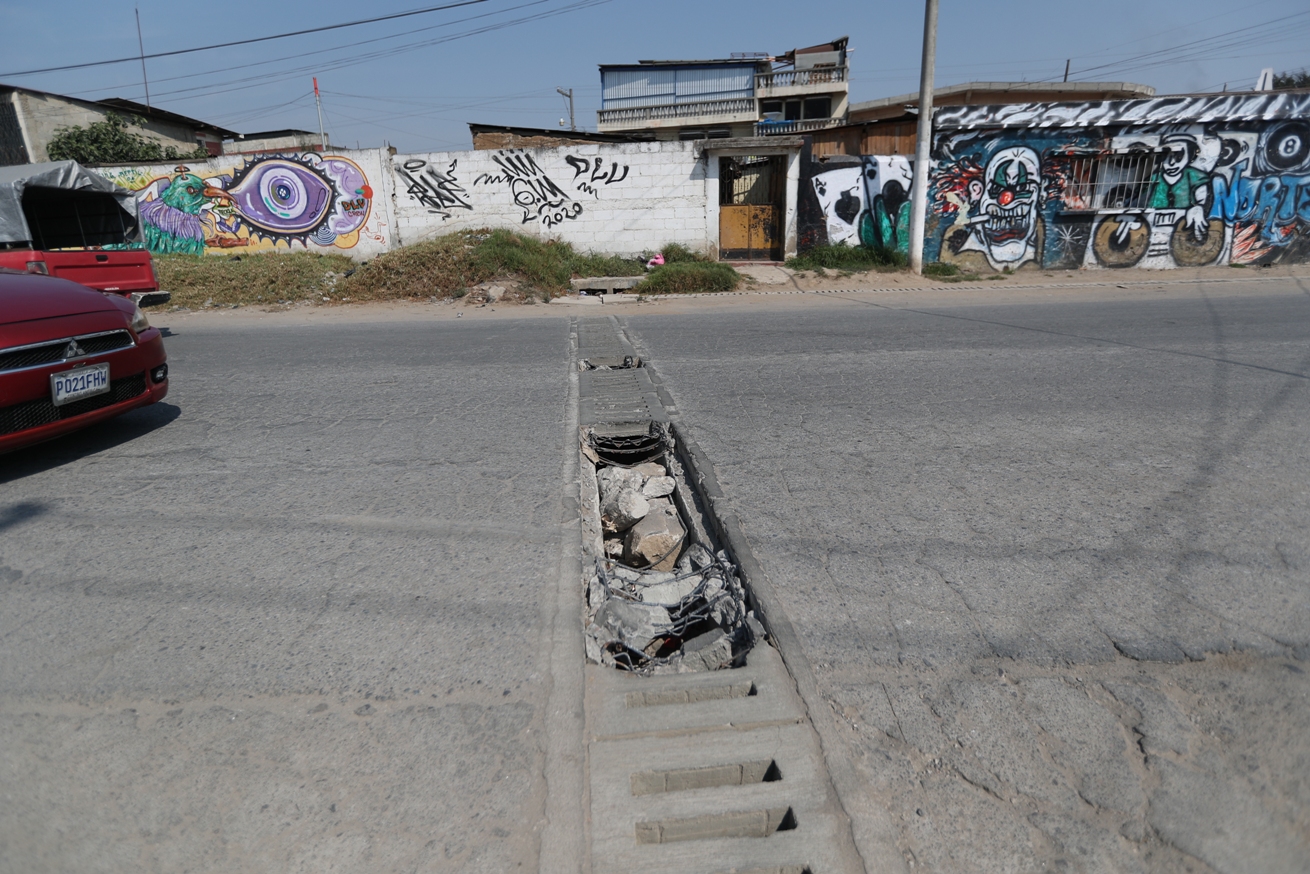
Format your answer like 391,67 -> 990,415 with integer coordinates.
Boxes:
596,37 -> 849,141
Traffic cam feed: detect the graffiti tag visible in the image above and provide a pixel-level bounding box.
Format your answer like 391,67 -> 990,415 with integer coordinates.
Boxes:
564,155 -> 629,196
398,158 -> 473,218
475,151 -> 583,227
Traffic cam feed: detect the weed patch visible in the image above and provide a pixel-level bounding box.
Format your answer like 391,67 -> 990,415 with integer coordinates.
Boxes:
638,261 -> 740,294
786,244 -> 906,272
155,251 -> 358,308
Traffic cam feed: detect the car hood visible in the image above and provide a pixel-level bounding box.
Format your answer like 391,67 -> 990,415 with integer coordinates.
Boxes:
0,271 -> 124,325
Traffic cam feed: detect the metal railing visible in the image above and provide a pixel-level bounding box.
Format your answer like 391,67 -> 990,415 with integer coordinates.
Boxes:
1058,151 -> 1160,211
756,66 -> 847,90
598,98 -> 756,127
754,117 -> 848,136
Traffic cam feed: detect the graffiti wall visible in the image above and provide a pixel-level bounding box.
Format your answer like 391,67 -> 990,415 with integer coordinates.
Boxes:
799,94 -> 1310,271
925,94 -> 1310,271
388,141 -> 707,255
800,153 -> 914,254
97,149 -> 392,257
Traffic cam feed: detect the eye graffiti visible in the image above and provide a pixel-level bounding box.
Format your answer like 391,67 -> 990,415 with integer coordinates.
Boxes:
122,154 -> 374,254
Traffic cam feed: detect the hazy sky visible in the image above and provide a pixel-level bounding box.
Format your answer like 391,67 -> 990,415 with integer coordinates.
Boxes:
2,0 -> 1307,153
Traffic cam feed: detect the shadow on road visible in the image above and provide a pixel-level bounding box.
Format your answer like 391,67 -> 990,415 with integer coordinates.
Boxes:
0,402 -> 182,484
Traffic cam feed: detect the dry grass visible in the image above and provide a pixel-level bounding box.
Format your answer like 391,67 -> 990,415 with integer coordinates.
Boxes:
155,251 -> 358,308
157,229 -> 670,309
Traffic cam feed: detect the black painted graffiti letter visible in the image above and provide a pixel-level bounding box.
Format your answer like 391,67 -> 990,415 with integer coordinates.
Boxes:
399,158 -> 473,218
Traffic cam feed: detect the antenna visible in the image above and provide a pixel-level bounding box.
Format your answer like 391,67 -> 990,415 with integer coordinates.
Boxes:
135,6 -> 151,107
557,87 -> 575,132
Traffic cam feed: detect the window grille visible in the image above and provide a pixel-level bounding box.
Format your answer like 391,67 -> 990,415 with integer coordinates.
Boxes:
1059,151 -> 1159,211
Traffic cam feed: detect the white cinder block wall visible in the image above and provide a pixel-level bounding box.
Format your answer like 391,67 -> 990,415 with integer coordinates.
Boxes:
389,141 -> 710,256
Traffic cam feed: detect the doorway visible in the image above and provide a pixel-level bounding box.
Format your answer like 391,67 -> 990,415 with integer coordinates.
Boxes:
718,155 -> 786,261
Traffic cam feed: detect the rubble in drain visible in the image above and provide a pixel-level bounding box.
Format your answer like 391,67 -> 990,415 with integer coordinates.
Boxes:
579,355 -> 641,371
581,422 -> 763,674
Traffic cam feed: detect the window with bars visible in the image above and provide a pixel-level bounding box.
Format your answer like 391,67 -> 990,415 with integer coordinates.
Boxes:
1057,151 -> 1160,211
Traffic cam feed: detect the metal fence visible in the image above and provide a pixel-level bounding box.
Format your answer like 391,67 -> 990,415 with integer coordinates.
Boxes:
1060,151 -> 1159,211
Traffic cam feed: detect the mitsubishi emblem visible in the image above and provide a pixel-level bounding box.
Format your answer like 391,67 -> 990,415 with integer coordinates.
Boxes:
63,340 -> 86,359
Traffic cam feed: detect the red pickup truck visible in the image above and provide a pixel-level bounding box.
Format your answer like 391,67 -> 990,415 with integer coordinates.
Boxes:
0,161 -> 170,307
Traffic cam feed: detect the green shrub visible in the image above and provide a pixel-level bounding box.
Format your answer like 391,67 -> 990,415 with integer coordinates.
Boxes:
638,261 -> 740,294
660,243 -> 708,263
786,244 -> 906,272
922,262 -> 960,277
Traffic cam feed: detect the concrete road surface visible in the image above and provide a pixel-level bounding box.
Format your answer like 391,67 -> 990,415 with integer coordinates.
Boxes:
625,278 -> 1310,873
1,316 -> 574,872
2,275 -> 1308,873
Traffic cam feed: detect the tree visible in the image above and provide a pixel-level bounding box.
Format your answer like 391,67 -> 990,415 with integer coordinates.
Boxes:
1273,69 -> 1310,90
46,112 -> 208,164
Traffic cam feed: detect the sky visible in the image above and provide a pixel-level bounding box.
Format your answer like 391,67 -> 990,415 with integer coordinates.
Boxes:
1,0 -> 1307,154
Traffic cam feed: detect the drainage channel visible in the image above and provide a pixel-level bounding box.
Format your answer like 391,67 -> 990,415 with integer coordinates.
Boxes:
574,316 -> 865,874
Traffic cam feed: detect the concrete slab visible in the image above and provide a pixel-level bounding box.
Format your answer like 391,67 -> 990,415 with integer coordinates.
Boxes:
735,264 -> 794,285
572,276 -> 644,293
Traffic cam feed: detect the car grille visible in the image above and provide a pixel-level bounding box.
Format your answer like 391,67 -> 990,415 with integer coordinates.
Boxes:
0,373 -> 147,436
0,330 -> 134,373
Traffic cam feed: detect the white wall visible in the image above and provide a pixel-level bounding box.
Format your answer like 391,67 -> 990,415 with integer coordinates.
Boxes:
389,141 -> 710,256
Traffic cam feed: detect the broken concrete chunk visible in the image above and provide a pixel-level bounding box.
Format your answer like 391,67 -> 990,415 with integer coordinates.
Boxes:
631,570 -> 675,586
486,285 -> 505,302
625,498 -> 686,572
598,466 -> 649,531
604,538 -> 625,559
684,544 -> 715,570
678,629 -> 735,672
639,578 -> 699,606
642,476 -> 676,498
631,462 -> 666,478
594,599 -> 672,651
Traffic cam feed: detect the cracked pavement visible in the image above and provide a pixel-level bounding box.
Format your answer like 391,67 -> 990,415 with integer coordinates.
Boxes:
1,278 -> 1308,872
624,279 -> 1310,873
0,317 -> 572,873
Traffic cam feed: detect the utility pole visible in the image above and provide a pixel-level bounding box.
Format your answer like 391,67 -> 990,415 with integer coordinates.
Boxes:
907,0 -> 939,275
135,6 -> 151,108
557,87 -> 575,131
313,77 -> 327,151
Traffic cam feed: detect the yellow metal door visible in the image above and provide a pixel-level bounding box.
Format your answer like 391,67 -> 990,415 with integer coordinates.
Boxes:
719,205 -> 779,260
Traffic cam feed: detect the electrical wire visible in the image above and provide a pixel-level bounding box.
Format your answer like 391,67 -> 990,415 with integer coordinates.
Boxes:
0,0 -> 490,77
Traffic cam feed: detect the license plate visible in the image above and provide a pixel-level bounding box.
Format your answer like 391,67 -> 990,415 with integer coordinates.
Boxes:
51,363 -> 110,406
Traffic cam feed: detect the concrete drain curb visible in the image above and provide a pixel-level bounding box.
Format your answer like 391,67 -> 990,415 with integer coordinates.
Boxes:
574,316 -> 866,874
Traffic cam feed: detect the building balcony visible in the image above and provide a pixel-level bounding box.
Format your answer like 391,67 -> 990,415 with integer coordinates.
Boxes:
755,117 -> 849,136
597,97 -> 758,132
755,66 -> 848,99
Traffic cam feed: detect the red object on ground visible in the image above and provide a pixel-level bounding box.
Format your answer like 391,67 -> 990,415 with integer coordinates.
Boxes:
0,270 -> 168,455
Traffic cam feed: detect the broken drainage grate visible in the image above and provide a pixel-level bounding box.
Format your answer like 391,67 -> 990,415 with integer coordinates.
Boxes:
580,355 -> 641,371
581,421 -> 763,674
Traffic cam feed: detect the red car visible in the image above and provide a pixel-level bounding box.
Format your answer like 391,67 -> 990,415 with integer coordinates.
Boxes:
0,269 -> 168,455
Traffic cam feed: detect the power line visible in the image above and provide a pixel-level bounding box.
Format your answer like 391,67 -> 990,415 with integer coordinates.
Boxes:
0,0 -> 490,77
131,0 -> 611,105
57,0 -> 571,101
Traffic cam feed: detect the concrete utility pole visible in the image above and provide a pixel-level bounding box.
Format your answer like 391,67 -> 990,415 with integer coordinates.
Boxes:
313,77 -> 327,152
135,7 -> 151,108
907,0 -> 939,275
557,87 -> 576,131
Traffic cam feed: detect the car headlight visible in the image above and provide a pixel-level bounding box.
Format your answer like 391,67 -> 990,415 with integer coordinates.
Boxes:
130,304 -> 150,334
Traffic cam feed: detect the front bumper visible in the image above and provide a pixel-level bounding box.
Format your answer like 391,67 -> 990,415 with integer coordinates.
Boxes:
0,329 -> 169,455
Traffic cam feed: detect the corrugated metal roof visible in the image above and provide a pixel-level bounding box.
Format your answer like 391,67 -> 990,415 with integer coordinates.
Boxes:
934,91 -> 1310,130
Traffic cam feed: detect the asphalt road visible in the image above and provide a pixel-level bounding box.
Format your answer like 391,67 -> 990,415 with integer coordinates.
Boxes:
624,278 -> 1310,873
2,277 -> 1308,873
1,315 -> 574,873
